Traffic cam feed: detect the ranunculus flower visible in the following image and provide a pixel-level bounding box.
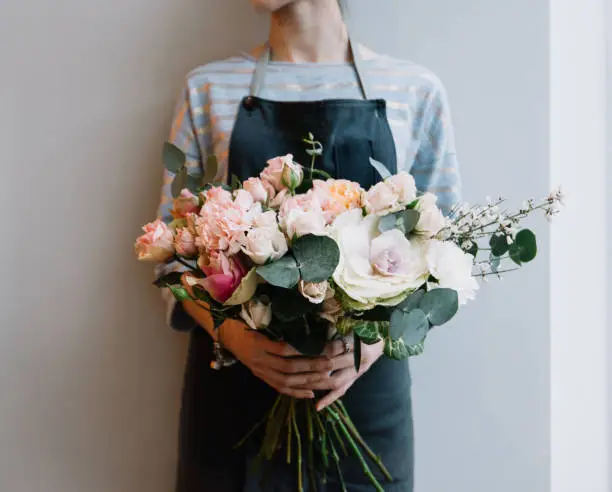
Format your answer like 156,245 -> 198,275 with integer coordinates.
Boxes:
281,158 -> 304,190
192,252 -> 248,303
135,219 -> 175,262
329,209 -> 429,310
244,177 -> 276,204
279,194 -> 326,238
426,239 -> 479,305
414,192 -> 448,238
320,287 -> 344,324
171,189 -> 200,218
298,280 -> 328,304
175,228 -> 197,257
364,172 -> 418,216
242,226 -> 288,265
311,179 -> 364,224
261,154 -> 294,191
240,297 -> 273,330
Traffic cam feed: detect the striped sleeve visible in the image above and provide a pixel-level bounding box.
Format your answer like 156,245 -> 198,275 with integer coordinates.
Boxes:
155,83 -> 208,331
410,83 -> 462,214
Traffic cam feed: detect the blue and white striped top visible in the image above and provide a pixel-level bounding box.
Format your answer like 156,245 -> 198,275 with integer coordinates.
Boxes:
157,44 -> 462,329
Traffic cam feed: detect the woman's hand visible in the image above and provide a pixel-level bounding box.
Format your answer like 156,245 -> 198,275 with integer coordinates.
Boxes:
180,273 -> 335,400
220,320 -> 335,400
306,338 -> 385,411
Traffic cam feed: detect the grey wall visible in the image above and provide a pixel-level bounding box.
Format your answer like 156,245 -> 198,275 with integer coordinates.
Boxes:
0,1 -> 551,491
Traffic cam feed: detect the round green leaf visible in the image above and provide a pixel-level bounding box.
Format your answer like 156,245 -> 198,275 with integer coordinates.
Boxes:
419,288 -> 459,326
509,229 -> 537,265
369,157 -> 392,180
223,268 -> 258,306
390,308 -> 429,345
292,234 -> 340,283
399,209 -> 421,235
163,142 -> 186,173
489,233 -> 510,257
397,289 -> 425,312
256,256 -> 300,288
378,213 -> 399,233
186,172 -> 202,193
201,154 -> 218,186
171,167 -> 188,198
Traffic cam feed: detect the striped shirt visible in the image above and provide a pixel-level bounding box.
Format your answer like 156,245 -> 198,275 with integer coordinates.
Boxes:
157,44 -> 462,329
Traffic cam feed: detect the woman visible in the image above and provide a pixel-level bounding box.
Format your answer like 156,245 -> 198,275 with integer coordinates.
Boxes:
157,0 -> 461,490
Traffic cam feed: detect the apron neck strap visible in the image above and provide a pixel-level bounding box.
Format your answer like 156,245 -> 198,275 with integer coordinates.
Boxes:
249,34 -> 371,100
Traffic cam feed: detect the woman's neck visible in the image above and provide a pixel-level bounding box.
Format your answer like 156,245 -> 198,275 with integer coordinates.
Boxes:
268,0 -> 349,63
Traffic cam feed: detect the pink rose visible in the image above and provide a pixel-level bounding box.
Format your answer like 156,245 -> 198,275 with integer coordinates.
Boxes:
242,226 -> 288,265
364,181 -> 401,216
269,189 -> 290,209
279,194 -> 326,238
193,252 -> 248,303
135,219 -> 175,262
175,228 -> 197,257
171,189 -> 200,219
233,189 -> 255,211
261,154 -> 294,191
253,210 -> 279,229
244,177 -> 276,204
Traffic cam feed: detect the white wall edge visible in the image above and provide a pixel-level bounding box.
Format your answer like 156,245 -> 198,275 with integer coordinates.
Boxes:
550,0 -> 609,491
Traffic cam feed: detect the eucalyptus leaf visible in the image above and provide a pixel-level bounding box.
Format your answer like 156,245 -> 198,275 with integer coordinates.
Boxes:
230,174 -> 241,190
292,234 -> 340,283
378,213 -> 399,233
201,154 -> 218,186
256,256 -> 300,289
490,233 -> 510,257
354,334 -> 362,372
397,289 -> 425,312
509,229 -> 537,265
186,172 -> 202,194
171,167 -> 188,198
163,142 -> 186,173
369,157 -> 392,180
389,308 -> 429,345
399,209 -> 421,235
153,271 -> 184,288
223,268 -> 258,306
419,288 -> 459,326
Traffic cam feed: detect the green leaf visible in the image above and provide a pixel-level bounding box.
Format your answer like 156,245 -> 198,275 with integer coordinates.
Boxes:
310,168 -> 333,180
378,213 -> 399,233
406,199 -> 420,209
369,157 -> 392,180
354,334 -> 362,372
153,271 -> 183,288
353,321 -> 383,344
230,174 -> 241,190
171,167 -> 188,198
201,154 -> 218,186
186,172 -> 201,194
490,233 -> 510,257
256,256 -> 300,289
168,285 -> 191,302
223,268 -> 258,306
269,287 -> 317,322
406,341 -> 425,357
419,288 -> 459,326
378,210 -> 421,235
384,338 -> 409,360
163,142 -> 186,173
509,229 -> 537,265
292,234 -> 340,283
397,289 -> 425,312
390,308 -> 429,345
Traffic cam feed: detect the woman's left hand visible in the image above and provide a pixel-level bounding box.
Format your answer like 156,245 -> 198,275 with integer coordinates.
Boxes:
305,338 -> 384,412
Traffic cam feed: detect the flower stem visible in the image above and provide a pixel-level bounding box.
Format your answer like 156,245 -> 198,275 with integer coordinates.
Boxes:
329,418 -> 348,456
327,408 -> 385,492
313,410 -> 330,471
328,435 -> 348,492
332,402 -> 393,482
290,399 -> 304,492
287,401 -> 293,464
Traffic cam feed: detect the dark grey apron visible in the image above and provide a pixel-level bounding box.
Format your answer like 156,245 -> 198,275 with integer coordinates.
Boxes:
175,39 -> 414,492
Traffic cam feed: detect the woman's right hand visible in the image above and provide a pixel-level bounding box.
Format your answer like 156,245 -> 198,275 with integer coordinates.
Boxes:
220,319 -> 334,399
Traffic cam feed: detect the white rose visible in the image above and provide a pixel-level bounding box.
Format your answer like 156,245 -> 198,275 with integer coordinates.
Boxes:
298,280 -> 328,304
233,189 -> 255,211
329,209 -> 429,310
240,297 -> 272,330
414,193 -> 448,238
242,226 -> 288,265
252,210 -> 279,229
279,195 -> 326,238
387,172 -> 417,204
426,239 -> 479,305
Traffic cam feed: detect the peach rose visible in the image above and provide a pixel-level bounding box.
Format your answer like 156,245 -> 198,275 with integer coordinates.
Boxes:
171,189 -> 200,219
244,177 -> 276,204
261,154 -> 293,191
175,228 -> 197,257
135,219 -> 175,262
279,194 -> 326,238
311,179 -> 364,224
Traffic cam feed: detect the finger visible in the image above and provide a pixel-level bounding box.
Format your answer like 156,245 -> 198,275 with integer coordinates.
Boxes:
316,383 -> 352,411
257,336 -> 303,358
329,353 -> 357,372
263,367 -> 331,389
259,353 -> 334,375
296,367 -> 355,391
252,369 -> 315,399
323,340 -> 346,358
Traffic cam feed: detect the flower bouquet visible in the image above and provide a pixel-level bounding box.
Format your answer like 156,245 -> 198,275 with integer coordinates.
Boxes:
135,138 -> 563,491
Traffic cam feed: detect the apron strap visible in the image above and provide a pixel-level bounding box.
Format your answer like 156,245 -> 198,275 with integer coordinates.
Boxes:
249,31 -> 371,100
